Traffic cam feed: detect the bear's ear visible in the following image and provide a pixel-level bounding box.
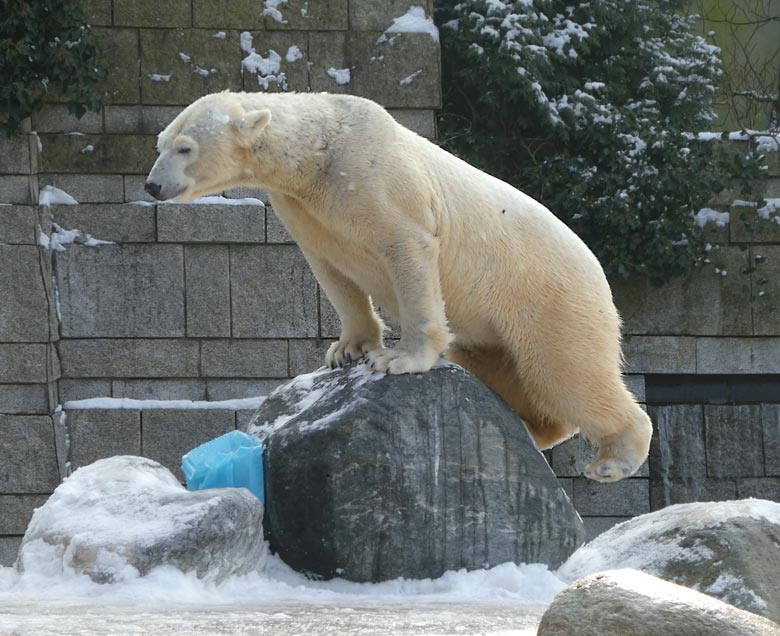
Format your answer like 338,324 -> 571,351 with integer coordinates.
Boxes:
236,109 -> 272,140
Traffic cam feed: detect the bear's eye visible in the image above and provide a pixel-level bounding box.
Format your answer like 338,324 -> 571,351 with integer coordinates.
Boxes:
178,147 -> 192,155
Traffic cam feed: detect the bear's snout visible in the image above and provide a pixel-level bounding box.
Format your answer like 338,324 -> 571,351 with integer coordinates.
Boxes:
144,181 -> 162,199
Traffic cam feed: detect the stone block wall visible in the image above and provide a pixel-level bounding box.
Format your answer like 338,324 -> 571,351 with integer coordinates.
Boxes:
2,0 -> 779,563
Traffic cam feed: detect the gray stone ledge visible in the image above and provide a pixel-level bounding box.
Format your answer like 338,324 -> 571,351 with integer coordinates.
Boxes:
41,175 -> 125,204
112,379 -> 208,401
67,409 -> 141,469
58,379 -> 112,403
201,339 -> 289,378
206,379 -> 284,401
696,337 -> 780,374
31,106 -> 104,134
59,339 -> 200,378
622,336 -> 697,374
50,204 -> 156,242
158,204 -> 265,243
0,384 -> 51,415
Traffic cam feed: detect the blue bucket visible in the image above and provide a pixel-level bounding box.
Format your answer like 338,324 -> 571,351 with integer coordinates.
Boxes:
182,430 -> 265,504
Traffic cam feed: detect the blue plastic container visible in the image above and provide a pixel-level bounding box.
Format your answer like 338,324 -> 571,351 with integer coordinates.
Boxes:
182,430 -> 265,504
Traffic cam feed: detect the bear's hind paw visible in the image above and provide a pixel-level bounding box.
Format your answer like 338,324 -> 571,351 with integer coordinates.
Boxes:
584,458 -> 634,483
366,347 -> 436,375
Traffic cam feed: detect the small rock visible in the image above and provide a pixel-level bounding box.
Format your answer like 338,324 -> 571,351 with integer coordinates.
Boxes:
245,362 -> 584,582
538,569 -> 780,636
16,455 -> 266,583
558,499 -> 780,621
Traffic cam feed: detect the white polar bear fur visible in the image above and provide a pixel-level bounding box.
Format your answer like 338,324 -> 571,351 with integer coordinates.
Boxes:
147,91 -> 652,482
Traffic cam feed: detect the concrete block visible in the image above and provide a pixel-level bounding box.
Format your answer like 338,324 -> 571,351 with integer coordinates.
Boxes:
350,32 -> 442,109
58,379 -> 112,403
622,336 -> 696,374
50,204 -> 156,242
235,409 -> 257,429
31,105 -> 103,133
224,187 -> 269,203
556,477 -> 573,500
104,105 -> 182,134
158,204 -> 265,243
572,478 -> 650,517
231,245 -> 319,337
192,1 -> 264,28
0,344 -> 48,383
124,176 -> 155,203
761,404 -> 780,477
0,537 -> 22,567
0,384 -> 51,415
239,31 -> 309,93
0,415 -> 60,492
263,0 -> 348,30
66,409 -> 141,469
730,204 -> 780,244
55,244 -> 185,338
112,379 -> 208,401
308,31 -> 349,94
737,477 -> 780,500
201,339 -> 289,378
38,133 -> 156,175
0,206 -> 37,244
0,133 -> 34,174
705,405 -> 764,478
47,343 -> 61,382
349,0 -> 434,31
624,375 -> 646,403
752,245 -> 780,335
59,339 -> 199,378
696,337 -> 780,374
140,29 -> 242,105
80,0 -> 112,25
389,109 -> 436,138
0,176 -> 37,204
266,208 -> 294,243
289,338 -> 335,376
612,246 -> 753,336
114,0 -> 192,27
582,517 -> 629,542
207,379 -> 284,401
649,404 -> 704,508
93,28 -> 140,104
0,245 -> 51,342
41,175 -> 124,204
141,410 -> 235,480
185,246 -> 231,337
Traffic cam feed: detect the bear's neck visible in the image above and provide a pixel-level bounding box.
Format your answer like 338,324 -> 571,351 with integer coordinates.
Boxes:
244,99 -> 336,204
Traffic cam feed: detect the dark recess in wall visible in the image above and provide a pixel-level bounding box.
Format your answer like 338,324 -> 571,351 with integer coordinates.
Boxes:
646,375 -> 780,404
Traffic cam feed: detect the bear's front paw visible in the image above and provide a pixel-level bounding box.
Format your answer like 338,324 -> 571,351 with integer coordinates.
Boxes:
366,347 -> 437,375
326,338 -> 381,369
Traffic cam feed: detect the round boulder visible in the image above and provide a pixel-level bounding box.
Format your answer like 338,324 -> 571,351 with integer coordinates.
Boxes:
245,362 -> 585,582
558,499 -> 780,621
16,455 -> 267,583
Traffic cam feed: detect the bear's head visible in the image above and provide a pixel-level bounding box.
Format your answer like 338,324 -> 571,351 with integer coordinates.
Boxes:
145,93 -> 271,201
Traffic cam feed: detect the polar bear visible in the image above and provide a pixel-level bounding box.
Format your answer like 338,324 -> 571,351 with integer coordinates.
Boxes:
145,91 -> 652,482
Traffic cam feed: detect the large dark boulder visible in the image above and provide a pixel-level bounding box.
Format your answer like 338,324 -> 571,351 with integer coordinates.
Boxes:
16,455 -> 267,583
538,569 -> 780,636
244,362 -> 585,582
558,500 -> 780,622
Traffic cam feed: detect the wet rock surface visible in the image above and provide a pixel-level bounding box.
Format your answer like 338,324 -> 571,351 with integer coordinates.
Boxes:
245,362 -> 585,582
558,499 -> 780,622
538,569 -> 780,636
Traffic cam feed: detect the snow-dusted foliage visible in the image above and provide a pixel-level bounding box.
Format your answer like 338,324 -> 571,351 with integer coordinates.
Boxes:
438,0 -> 764,282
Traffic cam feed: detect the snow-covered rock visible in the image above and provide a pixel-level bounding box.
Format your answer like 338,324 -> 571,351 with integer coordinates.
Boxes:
16,456 -> 266,584
558,500 -> 780,622
538,569 -> 780,636
244,362 -> 584,583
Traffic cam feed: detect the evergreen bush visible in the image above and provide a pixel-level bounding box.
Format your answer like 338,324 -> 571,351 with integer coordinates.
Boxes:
436,0 -> 764,283
0,0 -> 105,137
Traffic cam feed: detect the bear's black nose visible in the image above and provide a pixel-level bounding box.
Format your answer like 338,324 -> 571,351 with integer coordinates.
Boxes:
144,181 -> 162,198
